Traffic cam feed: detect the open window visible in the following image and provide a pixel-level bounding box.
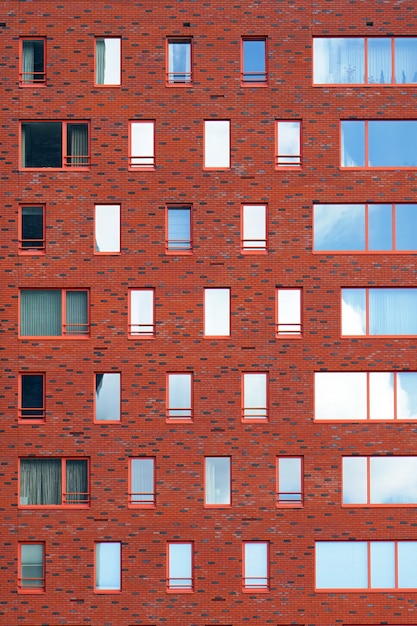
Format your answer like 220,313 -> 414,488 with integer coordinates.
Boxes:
167,542 -> 193,591
20,38 -> 46,85
19,205 -> 45,253
205,457 -> 231,506
95,38 -> 121,86
95,373 -> 121,422
95,542 -> 121,592
277,457 -> 303,505
19,373 -> 45,421
241,38 -> 267,84
95,204 -> 120,253
19,543 -> 45,592
242,372 -> 268,421
204,120 -> 230,169
204,288 -> 230,337
241,204 -> 267,253
167,38 -> 192,84
275,121 -> 302,168
129,121 -> 155,169
276,288 -> 302,336
243,542 -> 269,591
166,205 -> 192,253
129,289 -> 155,336
19,458 -> 89,506
129,458 -> 155,506
20,289 -> 89,337
20,121 -> 89,169
167,373 -> 193,421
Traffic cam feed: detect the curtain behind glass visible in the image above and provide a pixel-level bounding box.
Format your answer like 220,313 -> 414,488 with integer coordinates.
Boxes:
20,290 -> 61,336
395,38 -> 417,84
20,459 -> 61,505
66,460 -> 88,503
22,41 -> 35,83
131,459 -> 154,503
67,124 -> 88,166
21,544 -> 44,587
96,39 -> 105,84
65,291 -> 88,335
369,289 -> 417,334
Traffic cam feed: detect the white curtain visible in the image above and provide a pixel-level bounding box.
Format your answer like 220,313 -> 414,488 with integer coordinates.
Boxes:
131,459 -> 154,503
368,39 -> 391,83
22,41 -> 35,83
370,288 -> 417,335
20,459 -> 62,505
395,38 -> 417,84
67,124 -> 88,166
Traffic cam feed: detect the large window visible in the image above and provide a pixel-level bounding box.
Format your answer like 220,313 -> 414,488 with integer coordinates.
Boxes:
166,205 -> 192,253
343,456 -> 417,505
19,373 -> 45,420
129,458 -> 155,506
129,289 -> 155,336
167,38 -> 192,84
243,542 -> 269,591
241,38 -> 267,84
19,543 -> 45,592
20,289 -> 89,337
95,542 -> 121,592
167,543 -> 193,591
204,121 -> 230,169
204,288 -> 230,337
205,457 -> 231,506
241,204 -> 267,253
95,38 -> 121,86
275,121 -> 301,168
276,457 -> 303,506
314,371 -> 417,421
242,372 -> 268,421
341,120 -> 417,168
316,541 -> 417,589
95,204 -> 120,253
314,37 -> 417,85
95,373 -> 121,422
167,373 -> 193,421
20,38 -> 46,85
313,203 -> 417,252
129,121 -> 155,169
19,458 -> 89,506
342,288 -> 417,336
19,204 -> 45,253
276,288 -> 302,336
20,121 -> 89,169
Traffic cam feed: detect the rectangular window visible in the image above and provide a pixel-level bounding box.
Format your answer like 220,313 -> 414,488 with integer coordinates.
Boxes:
20,38 -> 46,85
241,204 -> 267,253
20,121 -> 89,169
167,373 -> 193,421
205,457 -> 231,506
167,38 -> 192,84
275,121 -> 301,167
204,120 -> 230,169
95,542 -> 121,592
129,121 -> 155,169
19,458 -> 89,506
204,288 -> 230,337
20,289 -> 89,337
242,372 -> 268,421
313,203 -> 417,253
343,456 -> 417,505
277,457 -> 303,506
342,288 -> 417,336
316,541 -> 417,590
166,205 -> 192,253
19,543 -> 45,592
129,289 -> 155,336
276,288 -> 302,336
341,120 -> 417,168
19,204 -> 45,253
241,38 -> 267,84
95,38 -> 121,86
243,542 -> 269,591
129,458 -> 155,506
314,37 -> 417,85
167,542 -> 193,591
314,371 -> 417,421
95,204 -> 120,253
19,373 -> 45,420
95,373 -> 121,422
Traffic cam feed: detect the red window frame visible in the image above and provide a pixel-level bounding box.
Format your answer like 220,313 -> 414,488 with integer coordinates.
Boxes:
19,289 -> 90,338
19,37 -> 46,86
94,37 -> 121,87
203,287 -> 231,337
166,372 -> 193,422
128,457 -> 156,507
242,541 -> 269,592
94,372 -> 121,423
18,542 -> 45,593
94,542 -> 122,593
204,456 -> 231,508
241,37 -> 268,85
165,204 -> 192,254
240,203 -> 268,253
166,37 -> 193,85
276,288 -> 302,337
94,204 -> 121,255
241,372 -> 268,422
128,288 -> 155,337
167,542 -> 194,592
275,120 -> 302,168
18,204 -> 46,254
18,372 -> 45,421
19,458 -> 90,508
19,121 -> 90,170
276,456 -> 304,507
128,120 -> 155,170
203,120 -> 231,170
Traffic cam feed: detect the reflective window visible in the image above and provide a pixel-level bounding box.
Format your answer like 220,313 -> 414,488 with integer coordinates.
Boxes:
129,289 -> 155,336
241,38 -> 267,83
275,121 -> 301,167
19,543 -> 45,592
205,457 -> 231,506
204,288 -> 230,337
95,38 -> 121,85
342,288 -> 417,335
241,204 -> 267,253
129,458 -> 155,506
167,373 -> 192,420
204,121 -> 230,169
276,288 -> 302,336
19,373 -> 45,420
95,542 -> 121,591
243,542 -> 269,590
95,373 -> 121,422
95,204 -> 120,253
167,39 -> 192,83
21,122 -> 89,169
166,205 -> 192,252
129,121 -> 155,169
19,458 -> 89,506
20,38 -> 46,85
277,457 -> 303,505
19,205 -> 45,252
20,289 -> 89,337
242,372 -> 267,420
167,543 -> 193,590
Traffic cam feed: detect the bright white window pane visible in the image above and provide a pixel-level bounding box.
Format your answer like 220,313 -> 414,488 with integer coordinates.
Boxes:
168,373 -> 192,418
96,542 -> 121,590
277,121 -> 301,166
169,543 -> 192,588
278,458 -> 302,503
277,289 -> 301,334
204,288 -> 230,336
131,458 -> 154,504
205,457 -> 231,505
95,205 -> 120,253
370,457 -> 417,504
242,204 -> 266,251
341,288 -> 366,335
370,542 -> 395,588
96,38 -> 121,85
342,457 -> 367,504
313,38 -> 364,84
369,372 -> 394,420
313,204 -> 365,252
95,373 -> 120,421
315,372 -> 367,420
398,542 -> 417,588
130,290 -> 154,335
316,542 -> 368,589
130,122 -> 154,167
397,372 -> 417,419
244,542 -> 268,589
243,373 -> 267,419
204,121 -> 230,168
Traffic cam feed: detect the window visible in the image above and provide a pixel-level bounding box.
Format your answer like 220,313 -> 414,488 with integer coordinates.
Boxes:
313,203 -> 417,252
167,373 -> 193,421
316,541 -> 417,590
242,372 -> 268,421
314,371 -> 417,421
167,38 -> 192,84
313,37 -> 417,85
19,373 -> 45,420
243,542 -> 269,591
95,38 -> 121,86
20,121 -> 89,169
20,289 -> 89,337
129,121 -> 155,169
19,458 -> 89,506
204,120 -> 230,169
129,458 -> 155,506
341,120 -> 417,168
166,205 -> 192,253
342,288 -> 417,336
205,457 -> 231,506
95,373 -> 121,422
241,38 -> 267,83
277,457 -> 303,506
204,288 -> 230,337
275,121 -> 301,167
276,288 -> 302,336
20,38 -> 45,85
95,204 -> 120,253
241,204 -> 267,253
167,542 -> 193,591
95,542 -> 121,592
129,289 -> 155,336
19,205 -> 45,253
19,543 -> 45,592
343,456 -> 417,505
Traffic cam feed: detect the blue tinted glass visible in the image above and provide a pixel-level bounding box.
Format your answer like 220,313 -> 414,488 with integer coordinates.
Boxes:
370,542 -> 395,588
368,204 -> 392,250
316,542 -> 368,589
368,121 -> 417,167
314,204 -> 365,251
341,121 -> 365,167
369,288 -> 417,335
395,204 -> 417,250
243,40 -> 266,81
394,38 -> 417,84
313,39 -> 364,84
397,372 -> 417,420
341,288 -> 366,335
398,542 -> 417,588
167,207 -> 191,250
368,39 -> 392,83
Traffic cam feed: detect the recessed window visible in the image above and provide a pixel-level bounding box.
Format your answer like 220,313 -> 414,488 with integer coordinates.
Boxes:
243,542 -> 269,591
167,38 -> 192,84
95,204 -> 120,253
95,373 -> 121,422
167,373 -> 193,421
20,121 -> 89,169
20,38 -> 45,85
275,121 -> 301,167
19,205 -> 45,253
276,288 -> 302,336
19,458 -> 89,506
129,289 -> 155,336
95,38 -> 121,86
241,38 -> 267,84
204,288 -> 230,337
277,457 -> 303,506
19,543 -> 45,592
95,542 -> 121,592
204,120 -> 230,169
20,289 -> 89,337
242,372 -> 267,421
241,204 -> 267,253
205,457 -> 231,506
129,121 -> 155,169
166,205 -> 192,253
19,373 -> 45,420
342,288 -> 417,335
129,458 -> 155,506
167,542 -> 193,591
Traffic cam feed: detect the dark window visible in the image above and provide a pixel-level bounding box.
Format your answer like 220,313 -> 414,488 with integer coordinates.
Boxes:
21,122 -> 89,169
19,458 -> 89,506
20,205 -> 45,252
20,39 -> 45,85
19,374 -> 45,420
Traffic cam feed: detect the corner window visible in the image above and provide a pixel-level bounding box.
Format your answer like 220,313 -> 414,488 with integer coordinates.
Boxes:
241,204 -> 267,253
95,373 -> 121,422
19,458 -> 89,506
276,288 -> 302,336
166,205 -> 192,253
20,289 -> 89,337
20,121 -> 89,169
204,120 -> 230,169
242,372 -> 268,421
20,38 -> 46,85
129,121 -> 155,170
277,457 -> 303,506
241,38 -> 267,84
19,373 -> 45,421
167,38 -> 192,84
129,289 -> 155,337
204,288 -> 230,337
19,543 -> 45,592
205,457 -> 231,506
167,542 -> 193,591
342,288 -> 417,336
129,458 -> 155,506
243,542 -> 269,591
167,373 -> 193,421
19,205 -> 45,253
95,542 -> 121,592
275,121 -> 301,167
95,38 -> 121,86
95,204 -> 120,253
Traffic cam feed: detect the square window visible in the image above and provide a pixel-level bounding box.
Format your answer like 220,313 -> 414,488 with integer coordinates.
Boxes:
241,204 -> 267,253
95,204 -> 120,253
95,542 -> 121,592
166,205 -> 192,253
277,457 -> 303,505
129,458 -> 155,506
241,38 -> 267,83
167,373 -> 193,421
20,121 -> 89,169
19,458 -> 89,506
243,542 -> 269,591
129,121 -> 155,169
276,288 -> 302,336
205,457 -> 231,506
95,373 -> 121,422
20,38 -> 46,85
19,373 -> 45,420
204,120 -> 230,169
20,289 -> 89,337
129,289 -> 155,336
167,38 -> 192,84
95,38 -> 121,86
19,205 -> 45,253
204,288 -> 230,337
242,372 -> 268,421
19,543 -> 45,592
167,542 -> 193,591
275,121 -> 302,167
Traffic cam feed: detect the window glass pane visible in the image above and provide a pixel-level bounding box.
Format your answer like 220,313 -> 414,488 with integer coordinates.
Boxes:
66,291 -> 88,335
21,122 -> 62,168
130,122 -> 154,167
369,288 -> 417,335
243,40 -> 266,82
277,289 -> 301,334
66,123 -> 89,166
21,206 -> 44,249
277,121 -> 301,166
313,38 -> 364,84
316,542 -> 368,588
369,372 -> 394,420
278,458 -> 302,503
397,372 -> 417,419
398,542 -> 417,588
168,41 -> 191,83
167,206 -> 191,251
205,457 -> 231,505
242,204 -> 266,251
96,542 -> 121,590
244,543 -> 268,588
21,544 -> 44,587
204,288 -> 230,336
21,374 -> 44,418
370,542 -> 395,588
22,40 -> 45,84
204,121 -> 230,168
313,204 -> 365,252
130,290 -> 154,335
315,372 -> 367,420
96,38 -> 121,85
395,204 -> 417,250
169,543 -> 192,587
368,204 -> 392,250
131,458 -> 154,504
95,205 -> 120,253
168,373 -> 192,418
341,288 -> 366,335
243,373 -> 267,419
368,121 -> 417,167
95,373 -> 121,421
21,290 -> 62,337
341,121 -> 365,167
66,459 -> 89,504
394,38 -> 417,84
368,38 -> 392,84
20,458 -> 62,505
342,457 -> 367,504
370,457 -> 417,504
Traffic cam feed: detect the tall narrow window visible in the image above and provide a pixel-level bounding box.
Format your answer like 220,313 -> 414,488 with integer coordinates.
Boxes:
167,39 -> 192,84
129,121 -> 155,169
204,120 -> 230,169
205,457 -> 231,506
241,204 -> 267,253
167,373 -> 193,420
277,457 -> 303,505
275,121 -> 301,167
166,205 -> 192,252
276,288 -> 302,336
19,373 -> 45,420
95,373 -> 121,422
19,205 -> 45,252
20,38 -> 46,85
95,204 -> 120,253
129,289 -> 155,336
242,373 -> 268,421
19,543 -> 45,592
20,289 -> 89,337
243,542 -> 269,591
95,542 -> 121,592
95,38 -> 121,86
167,543 -> 193,591
19,458 -> 89,506
241,38 -> 267,83
129,458 -> 155,506
204,288 -> 230,337
20,122 -> 89,169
